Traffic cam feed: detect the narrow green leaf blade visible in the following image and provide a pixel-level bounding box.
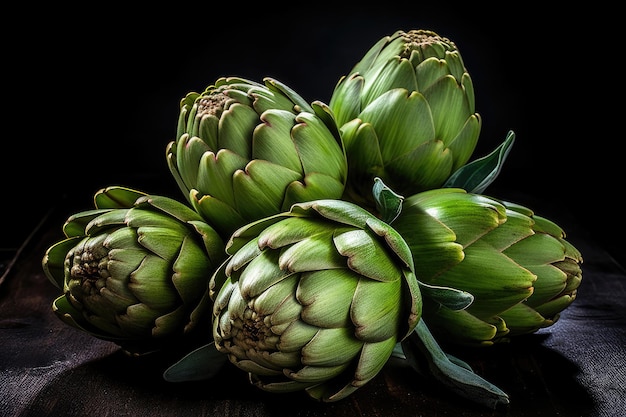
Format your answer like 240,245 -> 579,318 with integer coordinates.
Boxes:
163,343 -> 228,382
372,177 -> 404,224
443,130 -> 515,194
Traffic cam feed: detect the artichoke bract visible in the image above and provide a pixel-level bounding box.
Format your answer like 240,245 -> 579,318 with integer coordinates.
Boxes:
209,199 -> 421,402
41,186 -> 226,355
392,188 -> 583,346
329,29 -> 481,209
166,76 -> 348,239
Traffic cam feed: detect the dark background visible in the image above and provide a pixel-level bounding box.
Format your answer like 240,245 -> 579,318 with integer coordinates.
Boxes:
4,5 -> 623,266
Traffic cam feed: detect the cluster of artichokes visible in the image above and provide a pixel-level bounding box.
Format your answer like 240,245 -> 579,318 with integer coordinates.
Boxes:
42,29 -> 582,409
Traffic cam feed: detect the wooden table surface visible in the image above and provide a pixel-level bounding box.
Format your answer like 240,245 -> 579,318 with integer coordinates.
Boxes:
1,204 -> 625,417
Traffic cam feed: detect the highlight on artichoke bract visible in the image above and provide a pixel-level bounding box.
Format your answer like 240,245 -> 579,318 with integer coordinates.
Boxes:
41,186 -> 227,355
166,76 -> 348,239
329,29 -> 481,209
391,187 -> 583,346
208,199 -> 422,402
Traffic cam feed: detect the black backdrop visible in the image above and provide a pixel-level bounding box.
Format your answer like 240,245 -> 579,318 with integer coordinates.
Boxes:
5,5 -> 622,266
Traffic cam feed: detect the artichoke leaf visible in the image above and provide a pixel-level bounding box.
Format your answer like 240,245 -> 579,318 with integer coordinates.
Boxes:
292,112 -> 348,179
239,250 -> 296,299
135,226 -> 186,260
126,209 -> 188,233
365,218 -> 414,270
269,287 -> 303,328
253,109 -> 301,172
257,217 -> 329,250
41,237 -> 83,288
163,342 -> 228,382
127,256 -> 177,309
106,247 -> 146,278
247,349 -> 301,371
252,374 -> 316,393
360,89 -> 435,161
355,336 -> 398,384
305,378 -> 359,403
418,282 -> 474,311
402,319 -> 510,409
372,176 -> 404,224
94,186 -> 146,209
234,357 -> 284,376
446,114 -> 482,172
443,130 -> 515,194
175,134 -> 211,188
310,100 -> 343,140
279,232 -> 346,272
283,172 -> 346,212
413,56 -> 453,92
190,191 -> 247,238
166,144 -> 192,202
226,213 -> 290,254
301,327 -> 363,366
521,264 -> 568,306
423,75 -> 470,144
264,77 -> 315,114
362,58 -> 417,105
62,209 -> 111,238
422,301 -> 501,344
82,209 -> 130,236
135,194 -> 205,224
216,102 -> 259,158
298,269 -> 358,328
187,220 -> 225,263
171,236 -> 214,302
333,229 -> 401,282
328,74 -> 364,127
195,108 -> 220,152
340,119 -> 384,177
233,159 -> 302,220
389,140 -> 453,192
195,148 -> 248,207
291,199 -> 375,230
152,307 -> 188,337
287,363 -> 352,383
498,303 -> 547,332
532,294 -> 576,319
52,295 -> 126,340
530,214 -> 566,238
351,278 -> 402,341
277,320 -> 318,352
225,237 -> 265,275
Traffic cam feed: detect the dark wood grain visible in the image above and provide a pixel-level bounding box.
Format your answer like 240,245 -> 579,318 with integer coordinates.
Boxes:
1,209 -> 624,417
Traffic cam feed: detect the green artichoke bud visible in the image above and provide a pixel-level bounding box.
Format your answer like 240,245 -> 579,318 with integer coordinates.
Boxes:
41,186 -> 227,355
329,29 -> 481,208
166,76 -> 348,238
209,199 -> 422,402
392,187 -> 583,346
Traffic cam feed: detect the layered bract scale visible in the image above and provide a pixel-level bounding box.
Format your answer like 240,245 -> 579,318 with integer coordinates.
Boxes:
41,186 -> 226,355
392,188 -> 583,346
329,29 -> 481,209
209,199 -> 421,401
167,77 -> 347,238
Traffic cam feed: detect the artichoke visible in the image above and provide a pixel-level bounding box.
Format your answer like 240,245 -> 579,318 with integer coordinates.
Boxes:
209,199 -> 422,402
391,187 -> 583,346
164,195 -> 510,407
166,76 -> 347,239
41,186 -> 226,355
329,29 -> 481,208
